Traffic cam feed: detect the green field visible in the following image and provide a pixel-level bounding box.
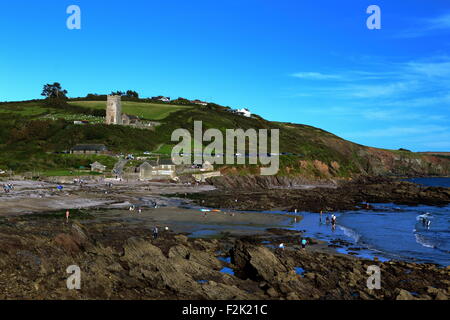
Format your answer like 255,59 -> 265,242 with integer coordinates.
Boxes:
0,102 -> 61,117
68,101 -> 192,120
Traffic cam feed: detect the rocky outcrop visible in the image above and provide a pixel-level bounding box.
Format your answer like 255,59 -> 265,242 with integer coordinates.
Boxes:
0,213 -> 448,300
231,240 -> 288,281
206,175 -> 333,190
188,176 -> 450,212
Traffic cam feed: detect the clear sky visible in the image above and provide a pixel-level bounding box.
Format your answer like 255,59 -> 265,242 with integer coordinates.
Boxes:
1,0 -> 450,151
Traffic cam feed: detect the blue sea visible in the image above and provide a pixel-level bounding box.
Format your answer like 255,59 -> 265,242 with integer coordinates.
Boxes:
288,177 -> 450,266
405,177 -> 450,188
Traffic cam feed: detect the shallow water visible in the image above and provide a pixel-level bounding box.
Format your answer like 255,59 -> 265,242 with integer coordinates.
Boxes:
220,267 -> 235,275
336,203 -> 450,266
263,177 -> 450,266
294,267 -> 305,276
187,178 -> 449,266
286,203 -> 449,266
406,177 -> 450,188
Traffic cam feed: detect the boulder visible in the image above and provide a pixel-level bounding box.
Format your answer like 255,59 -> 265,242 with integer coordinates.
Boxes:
231,240 -> 288,282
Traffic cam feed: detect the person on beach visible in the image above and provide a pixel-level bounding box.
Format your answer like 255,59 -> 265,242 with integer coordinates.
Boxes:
138,208 -> 142,214
331,214 -> 336,225
331,214 -> 337,231
152,226 -> 159,239
301,239 -> 307,249
65,210 -> 70,223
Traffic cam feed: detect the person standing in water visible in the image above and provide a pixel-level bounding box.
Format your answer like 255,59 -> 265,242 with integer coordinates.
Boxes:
331,214 -> 337,225
331,214 -> 337,231
319,210 -> 323,223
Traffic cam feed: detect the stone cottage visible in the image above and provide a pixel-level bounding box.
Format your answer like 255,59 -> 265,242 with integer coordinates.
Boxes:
90,161 -> 106,173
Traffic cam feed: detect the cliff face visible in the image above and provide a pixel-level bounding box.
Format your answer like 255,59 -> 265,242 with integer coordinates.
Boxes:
357,148 -> 450,177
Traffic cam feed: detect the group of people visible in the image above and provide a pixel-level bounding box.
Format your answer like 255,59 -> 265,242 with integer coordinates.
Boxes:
129,205 -> 142,214
320,210 -> 337,229
278,238 -> 308,251
2,183 -> 14,193
152,226 -> 169,240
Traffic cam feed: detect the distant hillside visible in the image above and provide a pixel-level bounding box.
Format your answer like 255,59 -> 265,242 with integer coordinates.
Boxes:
0,99 -> 449,178
68,101 -> 192,120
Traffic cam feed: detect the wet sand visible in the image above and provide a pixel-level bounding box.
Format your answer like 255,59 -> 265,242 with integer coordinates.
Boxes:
0,180 -> 215,215
0,179 -> 296,237
87,206 -> 294,237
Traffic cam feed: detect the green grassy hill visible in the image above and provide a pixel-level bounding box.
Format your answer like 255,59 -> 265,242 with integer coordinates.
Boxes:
68,101 -> 192,120
0,99 -> 449,178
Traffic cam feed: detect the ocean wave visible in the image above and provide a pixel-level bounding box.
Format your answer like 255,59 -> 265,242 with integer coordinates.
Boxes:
414,233 -> 437,249
338,225 -> 361,243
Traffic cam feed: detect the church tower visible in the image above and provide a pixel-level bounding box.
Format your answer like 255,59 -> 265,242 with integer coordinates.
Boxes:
106,95 -> 122,125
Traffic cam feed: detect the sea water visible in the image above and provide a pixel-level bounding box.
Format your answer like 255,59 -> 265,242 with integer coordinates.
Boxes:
288,178 -> 450,266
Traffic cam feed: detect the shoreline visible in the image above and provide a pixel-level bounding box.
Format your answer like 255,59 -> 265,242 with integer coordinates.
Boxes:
0,177 -> 449,299
0,209 -> 448,300
1,177 -> 448,262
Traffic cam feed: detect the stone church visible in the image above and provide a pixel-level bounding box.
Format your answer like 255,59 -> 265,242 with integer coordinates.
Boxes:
105,95 -> 142,126
105,95 -> 160,128
106,95 -> 123,125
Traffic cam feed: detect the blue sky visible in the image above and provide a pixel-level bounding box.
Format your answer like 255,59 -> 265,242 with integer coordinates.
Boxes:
1,0 -> 450,151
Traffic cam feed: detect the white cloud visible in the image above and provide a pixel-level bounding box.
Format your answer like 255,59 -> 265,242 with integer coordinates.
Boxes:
337,81 -> 414,99
425,13 -> 450,30
404,61 -> 450,78
396,13 -> 450,38
343,125 -> 449,139
291,72 -> 342,80
291,57 -> 450,102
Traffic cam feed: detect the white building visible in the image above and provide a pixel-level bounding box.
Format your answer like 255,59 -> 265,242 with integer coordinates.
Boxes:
236,108 -> 251,118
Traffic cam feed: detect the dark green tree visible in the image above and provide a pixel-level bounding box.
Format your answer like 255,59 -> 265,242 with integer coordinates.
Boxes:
126,90 -> 139,98
41,83 -> 68,99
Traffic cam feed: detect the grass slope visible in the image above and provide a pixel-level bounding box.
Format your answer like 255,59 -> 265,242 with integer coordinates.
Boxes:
68,101 -> 192,120
0,99 -> 449,178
